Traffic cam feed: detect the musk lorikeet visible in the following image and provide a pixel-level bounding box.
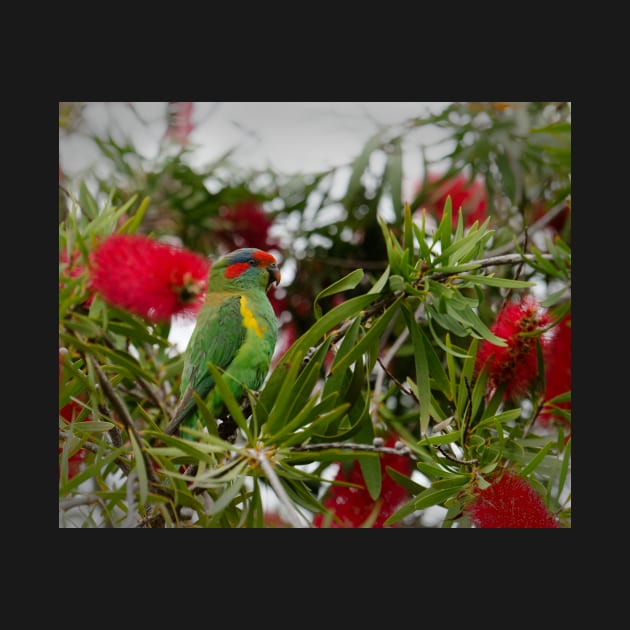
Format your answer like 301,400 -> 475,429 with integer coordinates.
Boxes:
166,248 -> 280,438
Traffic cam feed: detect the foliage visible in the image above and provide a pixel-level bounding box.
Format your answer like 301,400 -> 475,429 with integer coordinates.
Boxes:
59,102 -> 571,528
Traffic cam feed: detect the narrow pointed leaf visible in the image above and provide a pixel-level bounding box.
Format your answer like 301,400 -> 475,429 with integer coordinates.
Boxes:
314,268 -> 364,320
206,364 -> 251,443
332,296 -> 402,374
401,302 -> 431,436
129,431 -> 148,505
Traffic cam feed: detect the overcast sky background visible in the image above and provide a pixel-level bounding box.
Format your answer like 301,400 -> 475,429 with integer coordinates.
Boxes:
60,101 -> 453,177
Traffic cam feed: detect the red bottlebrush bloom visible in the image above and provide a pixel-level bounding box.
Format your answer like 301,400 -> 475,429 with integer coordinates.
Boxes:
313,436 -> 413,528
89,234 -> 210,323
164,101 -> 194,145
415,173 -> 488,229
215,200 -> 276,250
475,296 -> 552,400
539,314 -> 571,427
466,471 -> 559,528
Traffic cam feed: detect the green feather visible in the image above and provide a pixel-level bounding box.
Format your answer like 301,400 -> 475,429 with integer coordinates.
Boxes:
167,248 -> 279,438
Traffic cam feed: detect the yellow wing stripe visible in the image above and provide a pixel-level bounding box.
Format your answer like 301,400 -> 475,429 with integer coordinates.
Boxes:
240,296 -> 265,338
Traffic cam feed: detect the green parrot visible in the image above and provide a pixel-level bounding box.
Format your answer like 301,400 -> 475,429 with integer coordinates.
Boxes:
166,248 -> 280,438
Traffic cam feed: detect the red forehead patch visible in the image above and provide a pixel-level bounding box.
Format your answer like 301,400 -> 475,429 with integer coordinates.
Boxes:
253,250 -> 277,265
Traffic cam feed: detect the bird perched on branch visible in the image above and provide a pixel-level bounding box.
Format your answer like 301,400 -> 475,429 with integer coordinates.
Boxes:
166,248 -> 280,439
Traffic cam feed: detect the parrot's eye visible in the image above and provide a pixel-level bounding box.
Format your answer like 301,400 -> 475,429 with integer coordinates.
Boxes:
248,259 -> 257,267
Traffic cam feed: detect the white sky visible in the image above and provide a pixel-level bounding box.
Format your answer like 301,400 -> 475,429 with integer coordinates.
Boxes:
60,101 -> 453,192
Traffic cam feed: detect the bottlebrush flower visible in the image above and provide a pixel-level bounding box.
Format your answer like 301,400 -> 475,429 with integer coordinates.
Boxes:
164,101 -> 194,145
475,296 -> 552,400
539,314 -> 571,427
465,471 -> 559,528
215,200 -> 276,251
414,173 -> 488,229
313,436 -> 413,528
89,234 -> 210,323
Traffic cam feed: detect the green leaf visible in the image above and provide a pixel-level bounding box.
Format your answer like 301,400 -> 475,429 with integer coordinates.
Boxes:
313,268 -> 364,320
283,401 -> 352,448
129,431 -> 148,505
456,338 -> 479,417
415,461 -> 455,480
436,195 -> 453,252
332,296 -> 401,374
319,317 -> 361,412
460,274 -> 534,289
427,317 -> 473,360
403,202 -> 414,254
72,420 -> 115,433
426,302 -> 470,338
556,437 -> 571,503
190,391 -> 220,437
88,344 -> 156,381
417,430 -> 462,447
206,364 -> 252,443
383,496 -> 420,526
64,313 -> 103,339
354,408 -> 378,500
475,408 -> 522,429
282,404 -> 353,449
90,194 -> 139,236
413,219 -> 433,261
401,302 -> 431,436
389,275 -> 405,292
470,367 -> 489,423
78,181 -> 99,220
205,477 -> 246,515
368,265 -> 390,295
438,221 -> 493,265
429,474 -> 471,491
265,339 -> 331,436
385,138 -> 403,221
414,486 -> 458,511
106,321 -> 170,348
118,196 -> 150,234
416,324 -> 451,395
386,465 -> 424,494
521,441 -> 554,477
378,216 -> 405,274
447,304 -> 507,347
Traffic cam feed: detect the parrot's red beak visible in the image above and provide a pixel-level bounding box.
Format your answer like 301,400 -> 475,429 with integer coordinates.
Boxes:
267,263 -> 281,288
